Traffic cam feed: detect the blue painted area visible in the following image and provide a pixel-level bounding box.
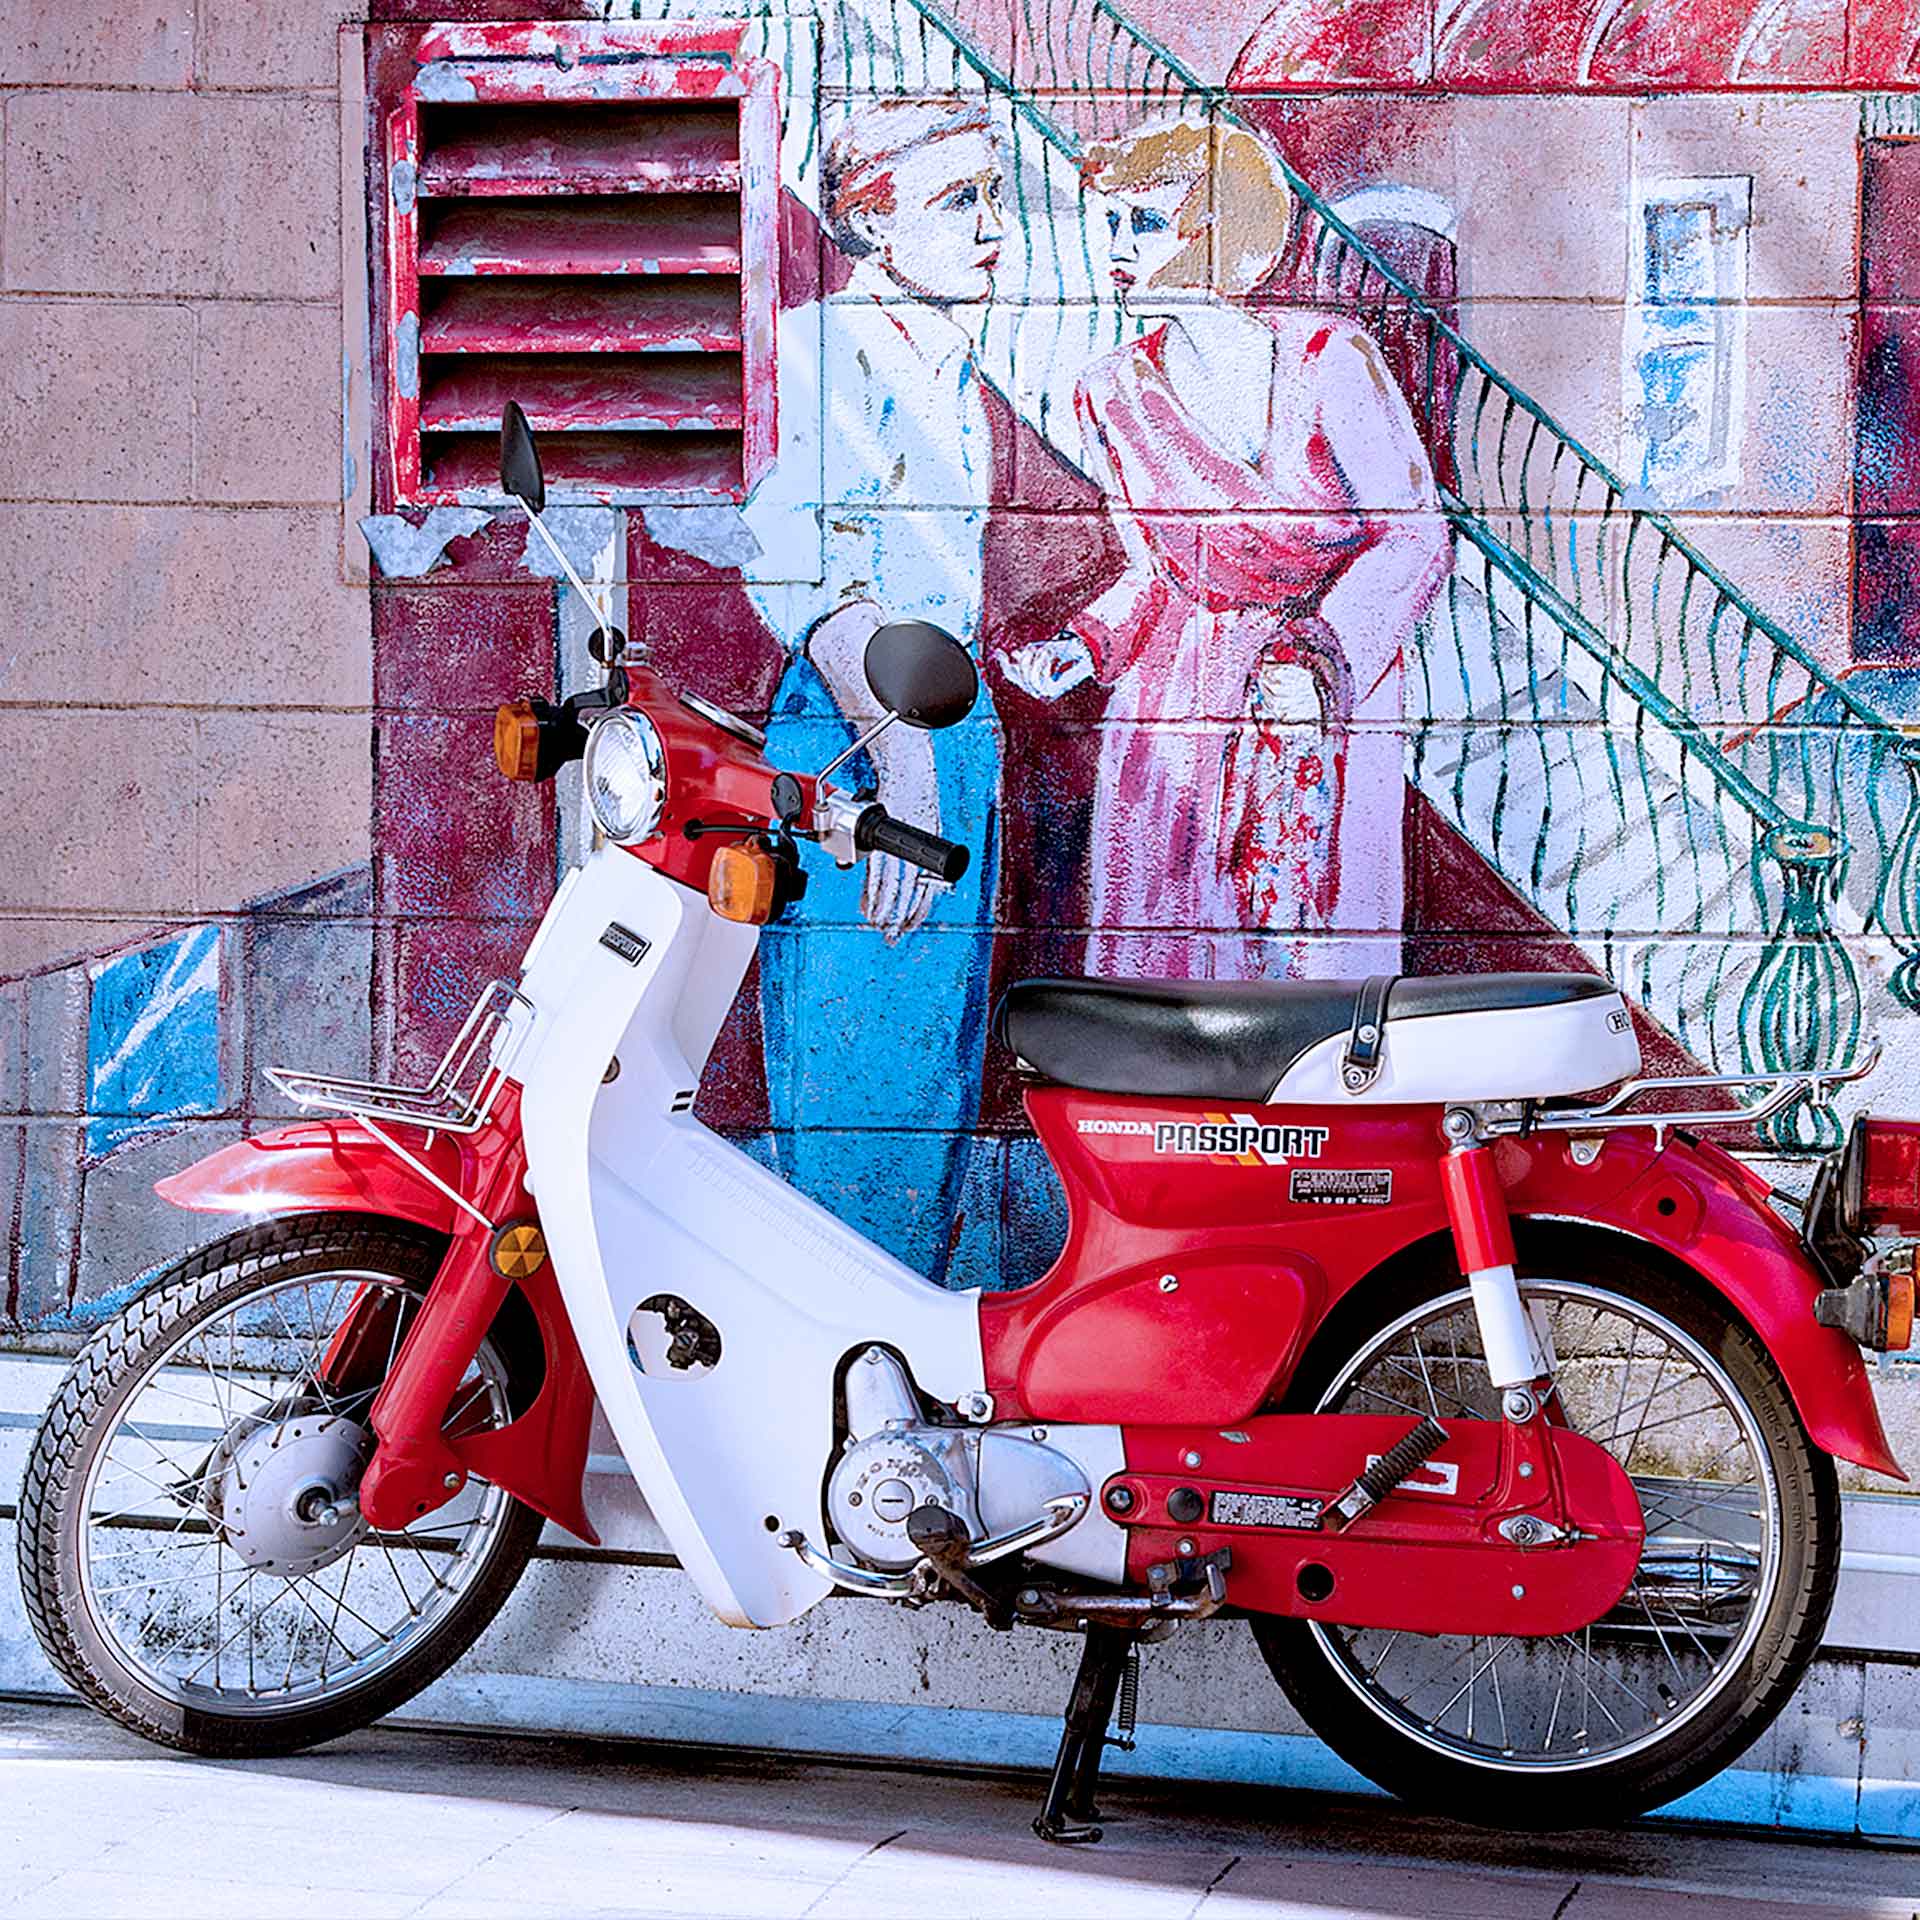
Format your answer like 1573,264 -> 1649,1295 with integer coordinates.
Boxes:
407,1671 -> 1895,1840
86,926 -> 222,1159
758,657 -> 1000,1288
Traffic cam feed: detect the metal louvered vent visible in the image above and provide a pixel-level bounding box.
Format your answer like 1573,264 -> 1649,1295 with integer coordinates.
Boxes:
380,22 -> 778,507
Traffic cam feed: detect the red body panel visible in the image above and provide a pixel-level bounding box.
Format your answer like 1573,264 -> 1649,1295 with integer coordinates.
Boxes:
155,1091 -> 599,1541
1117,1414 -> 1643,1635
984,1087 -> 1903,1480
622,666 -> 813,894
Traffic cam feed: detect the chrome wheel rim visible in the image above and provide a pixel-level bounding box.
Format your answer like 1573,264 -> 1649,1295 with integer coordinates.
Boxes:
75,1271 -> 517,1714
1306,1281 -> 1781,1771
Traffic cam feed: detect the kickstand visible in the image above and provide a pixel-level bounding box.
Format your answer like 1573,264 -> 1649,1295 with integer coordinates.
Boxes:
1033,1626 -> 1138,1845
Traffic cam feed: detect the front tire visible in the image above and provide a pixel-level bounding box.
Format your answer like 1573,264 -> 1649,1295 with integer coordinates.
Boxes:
1251,1232 -> 1840,1827
18,1214 -> 546,1757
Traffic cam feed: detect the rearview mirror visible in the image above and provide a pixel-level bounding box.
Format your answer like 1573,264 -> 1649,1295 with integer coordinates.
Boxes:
864,621 -> 977,730
500,400 -> 546,515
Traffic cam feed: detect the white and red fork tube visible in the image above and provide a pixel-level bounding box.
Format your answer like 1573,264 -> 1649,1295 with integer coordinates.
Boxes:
1438,1143 -> 1543,1396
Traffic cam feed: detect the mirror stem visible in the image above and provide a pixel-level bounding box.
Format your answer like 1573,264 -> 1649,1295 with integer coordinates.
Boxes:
816,709 -> 901,790
516,498 -> 613,636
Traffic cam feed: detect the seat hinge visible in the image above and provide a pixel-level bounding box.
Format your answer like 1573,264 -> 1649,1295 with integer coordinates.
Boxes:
1341,974 -> 1395,1094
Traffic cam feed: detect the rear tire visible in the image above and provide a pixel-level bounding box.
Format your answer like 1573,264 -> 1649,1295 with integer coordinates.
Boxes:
1250,1232 -> 1840,1827
18,1214 -> 546,1757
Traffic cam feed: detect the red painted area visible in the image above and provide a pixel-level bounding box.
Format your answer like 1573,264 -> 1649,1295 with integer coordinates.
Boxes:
417,106 -> 741,198
420,280 -> 743,355
980,1085 -> 1902,1477
421,355 -> 744,433
1118,1414 -> 1643,1635
418,200 -> 743,278
1224,0 -> 1887,87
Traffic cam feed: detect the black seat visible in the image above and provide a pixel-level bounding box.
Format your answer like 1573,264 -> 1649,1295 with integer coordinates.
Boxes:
995,973 -> 1614,1101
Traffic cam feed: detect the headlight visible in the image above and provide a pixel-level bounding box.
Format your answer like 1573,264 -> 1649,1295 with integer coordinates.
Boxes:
583,709 -> 667,845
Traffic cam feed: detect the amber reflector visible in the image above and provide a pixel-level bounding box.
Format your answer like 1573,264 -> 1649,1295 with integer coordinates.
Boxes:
1888,1268 -> 1915,1352
495,700 -> 542,781
708,841 -> 778,923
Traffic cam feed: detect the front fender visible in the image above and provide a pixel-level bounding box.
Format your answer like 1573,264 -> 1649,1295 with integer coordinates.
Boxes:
154,1122 -> 465,1235
1513,1132 -> 1904,1482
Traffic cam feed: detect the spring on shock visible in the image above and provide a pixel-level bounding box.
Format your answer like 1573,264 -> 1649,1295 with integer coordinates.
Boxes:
1113,1642 -> 1139,1753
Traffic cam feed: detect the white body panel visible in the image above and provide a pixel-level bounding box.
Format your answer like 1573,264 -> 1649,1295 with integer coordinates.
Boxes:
1267,993 -> 1641,1104
513,847 -> 986,1628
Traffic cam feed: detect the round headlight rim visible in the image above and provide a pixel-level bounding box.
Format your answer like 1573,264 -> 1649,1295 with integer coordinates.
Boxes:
582,706 -> 668,847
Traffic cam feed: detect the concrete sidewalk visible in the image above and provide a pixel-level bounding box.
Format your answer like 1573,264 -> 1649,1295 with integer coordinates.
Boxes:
0,1698 -> 1914,1920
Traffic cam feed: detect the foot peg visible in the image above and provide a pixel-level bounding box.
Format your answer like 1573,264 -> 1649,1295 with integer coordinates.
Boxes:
1322,1416 -> 1448,1531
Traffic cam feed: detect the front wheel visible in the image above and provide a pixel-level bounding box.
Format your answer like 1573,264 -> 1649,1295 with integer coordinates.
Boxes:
17,1214 -> 546,1756
1251,1234 -> 1841,1827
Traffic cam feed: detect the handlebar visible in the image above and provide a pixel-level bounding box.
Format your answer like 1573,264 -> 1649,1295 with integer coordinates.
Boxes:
852,804 -> 970,885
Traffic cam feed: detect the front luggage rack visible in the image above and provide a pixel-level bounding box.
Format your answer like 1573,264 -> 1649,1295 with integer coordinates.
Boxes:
265,980 -> 535,1231
267,978 -> 533,1138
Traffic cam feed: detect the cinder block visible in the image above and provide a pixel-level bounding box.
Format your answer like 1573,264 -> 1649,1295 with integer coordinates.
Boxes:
0,301 -> 193,503
0,712 -> 195,918
74,1119 -> 244,1314
0,505 -> 372,710
14,1120 -> 82,1326
0,6 -> 192,87
245,908 -> 375,1115
195,710 -> 371,914
194,303 -> 343,505
4,93 -> 337,298
199,0 -> 348,91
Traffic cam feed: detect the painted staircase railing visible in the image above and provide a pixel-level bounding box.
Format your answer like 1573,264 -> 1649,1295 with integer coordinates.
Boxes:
817,0 -> 1908,1144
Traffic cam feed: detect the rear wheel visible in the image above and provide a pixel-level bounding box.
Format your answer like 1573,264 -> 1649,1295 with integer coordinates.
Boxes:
18,1214 -> 546,1756
1250,1234 -> 1840,1826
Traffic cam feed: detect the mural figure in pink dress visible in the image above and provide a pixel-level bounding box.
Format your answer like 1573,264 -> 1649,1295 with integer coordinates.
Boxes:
1004,119 -> 1452,980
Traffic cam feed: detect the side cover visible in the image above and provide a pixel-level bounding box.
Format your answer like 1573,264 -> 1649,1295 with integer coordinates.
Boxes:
988,1087 -> 1902,1480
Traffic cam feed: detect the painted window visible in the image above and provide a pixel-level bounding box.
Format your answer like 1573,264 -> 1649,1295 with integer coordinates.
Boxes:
1623,175 -> 1751,503
378,21 -> 778,508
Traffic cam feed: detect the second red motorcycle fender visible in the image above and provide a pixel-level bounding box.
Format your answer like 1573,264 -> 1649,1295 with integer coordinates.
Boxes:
1111,1413 -> 1644,1636
986,1088 -> 1902,1480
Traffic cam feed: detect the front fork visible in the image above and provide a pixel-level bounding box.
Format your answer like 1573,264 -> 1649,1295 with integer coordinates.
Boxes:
1439,1137 -> 1549,1407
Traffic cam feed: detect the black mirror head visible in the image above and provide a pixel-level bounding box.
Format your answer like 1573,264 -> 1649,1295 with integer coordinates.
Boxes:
500,400 -> 546,515
863,620 -> 978,730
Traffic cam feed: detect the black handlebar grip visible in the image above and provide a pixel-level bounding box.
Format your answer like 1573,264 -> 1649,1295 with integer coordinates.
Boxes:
854,806 -> 971,885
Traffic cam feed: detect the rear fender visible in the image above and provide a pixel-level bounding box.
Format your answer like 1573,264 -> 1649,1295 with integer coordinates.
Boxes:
1515,1133 -> 1903,1481
154,1122 -> 464,1236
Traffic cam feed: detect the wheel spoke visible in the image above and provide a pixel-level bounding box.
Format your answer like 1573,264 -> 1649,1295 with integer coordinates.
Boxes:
1304,1277 -> 1782,1777
70,1263 -> 519,1719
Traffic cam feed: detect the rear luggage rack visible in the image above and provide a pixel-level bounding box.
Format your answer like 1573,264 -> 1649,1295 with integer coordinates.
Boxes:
1481,1044 -> 1883,1149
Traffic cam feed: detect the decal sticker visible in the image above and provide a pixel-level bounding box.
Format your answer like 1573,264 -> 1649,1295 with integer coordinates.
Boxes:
1210,1490 -> 1323,1530
1607,1007 -> 1631,1034
1074,1117 -> 1156,1136
1289,1168 -> 1393,1207
599,922 -> 651,967
1153,1116 -> 1329,1164
1364,1453 -> 1461,1496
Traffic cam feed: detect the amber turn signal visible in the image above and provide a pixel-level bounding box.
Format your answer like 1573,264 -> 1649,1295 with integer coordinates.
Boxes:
495,701 -> 543,782
1888,1264 -> 1916,1352
708,841 -> 779,924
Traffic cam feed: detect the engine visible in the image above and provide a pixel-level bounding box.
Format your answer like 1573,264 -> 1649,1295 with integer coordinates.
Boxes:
825,1347 -> 1094,1573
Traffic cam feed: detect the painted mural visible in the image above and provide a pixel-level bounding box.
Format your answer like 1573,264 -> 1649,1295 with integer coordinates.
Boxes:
18,0 -> 1920,1349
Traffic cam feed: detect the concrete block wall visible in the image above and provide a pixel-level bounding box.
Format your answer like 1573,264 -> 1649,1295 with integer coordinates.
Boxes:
1,0 -> 1918,1840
